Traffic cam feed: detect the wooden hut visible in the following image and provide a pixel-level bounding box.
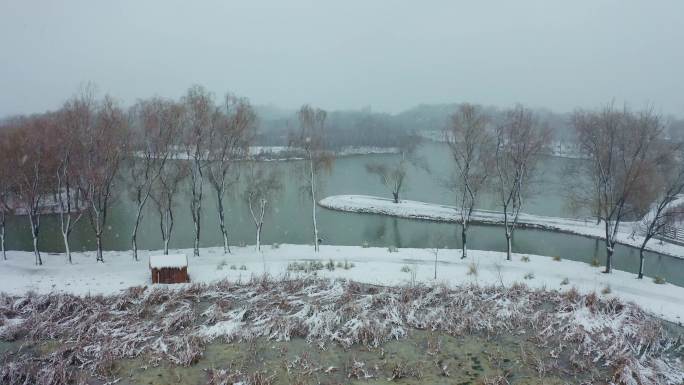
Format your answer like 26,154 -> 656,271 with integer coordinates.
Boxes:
149,254 -> 189,284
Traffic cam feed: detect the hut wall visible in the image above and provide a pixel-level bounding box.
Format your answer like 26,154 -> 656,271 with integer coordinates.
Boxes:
151,266 -> 189,284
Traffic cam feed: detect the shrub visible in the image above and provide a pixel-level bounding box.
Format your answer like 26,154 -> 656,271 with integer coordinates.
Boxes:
552,255 -> 562,262
239,241 -> 246,247
287,261 -> 325,273
388,245 -> 398,253
217,260 -> 228,270
524,272 -> 534,280
325,259 -> 336,271
590,258 -> 600,267
271,243 -> 280,249
400,265 -> 411,273
654,276 -> 666,284
336,261 -> 343,268
467,263 -> 478,276
521,256 -> 530,263
560,278 -> 570,285
239,265 -> 247,271
343,260 -> 353,270
230,265 -> 237,270
601,285 -> 611,294
362,241 -> 370,248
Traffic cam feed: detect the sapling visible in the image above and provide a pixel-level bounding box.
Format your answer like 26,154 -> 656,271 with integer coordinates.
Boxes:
244,165 -> 282,251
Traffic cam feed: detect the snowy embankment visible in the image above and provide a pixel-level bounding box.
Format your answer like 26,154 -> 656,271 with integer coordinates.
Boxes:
1,244 -> 683,324
141,145 -> 399,162
319,194 -> 684,258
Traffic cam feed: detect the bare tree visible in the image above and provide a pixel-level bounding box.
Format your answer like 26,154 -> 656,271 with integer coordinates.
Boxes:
244,165 -> 282,251
207,94 -> 256,254
54,93 -> 94,263
445,104 -> 495,259
181,86 -> 214,257
364,135 -> 421,203
5,116 -> 57,265
128,98 -> 181,260
365,162 -> 406,203
495,105 -> 551,261
634,145 -> 684,278
151,159 -> 187,255
79,96 -> 129,262
290,105 -> 332,252
0,131 -> 13,260
573,105 -> 664,273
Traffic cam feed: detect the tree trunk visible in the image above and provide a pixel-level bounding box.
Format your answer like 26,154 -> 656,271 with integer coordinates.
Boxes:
503,209 -> 512,261
131,203 -> 144,261
638,248 -> 645,279
33,235 -> 41,265
131,229 -> 138,262
604,245 -> 613,274
29,214 -> 41,265
603,220 -> 613,273
191,191 -> 201,257
63,232 -> 71,264
96,232 -> 104,262
193,220 -> 200,256
461,223 -> 468,259
256,224 -> 262,251
1,212 -> 5,261
310,159 -> 319,252
217,195 -> 230,254
162,205 -> 174,255
392,191 -> 399,204
505,229 -> 512,261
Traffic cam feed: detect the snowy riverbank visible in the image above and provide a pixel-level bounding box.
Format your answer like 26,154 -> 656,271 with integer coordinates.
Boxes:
142,145 -> 400,162
319,194 -> 684,259
1,244 -> 683,324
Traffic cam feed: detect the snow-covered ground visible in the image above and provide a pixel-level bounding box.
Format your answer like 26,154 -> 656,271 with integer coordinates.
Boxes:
319,194 -> 684,258
1,244 -> 683,324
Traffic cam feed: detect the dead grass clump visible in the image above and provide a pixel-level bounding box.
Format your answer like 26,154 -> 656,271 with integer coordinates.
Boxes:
388,360 -> 422,380
247,370 -> 276,385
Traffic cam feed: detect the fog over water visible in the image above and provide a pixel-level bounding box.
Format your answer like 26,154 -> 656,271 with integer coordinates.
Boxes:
1,0 -> 683,117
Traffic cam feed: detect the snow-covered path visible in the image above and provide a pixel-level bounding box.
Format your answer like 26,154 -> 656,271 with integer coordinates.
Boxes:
1,244 -> 683,324
319,194 -> 684,259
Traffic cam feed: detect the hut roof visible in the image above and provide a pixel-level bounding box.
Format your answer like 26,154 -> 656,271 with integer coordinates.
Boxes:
149,254 -> 188,269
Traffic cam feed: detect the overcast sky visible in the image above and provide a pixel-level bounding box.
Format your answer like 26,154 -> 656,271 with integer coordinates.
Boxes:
1,1 -> 683,117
